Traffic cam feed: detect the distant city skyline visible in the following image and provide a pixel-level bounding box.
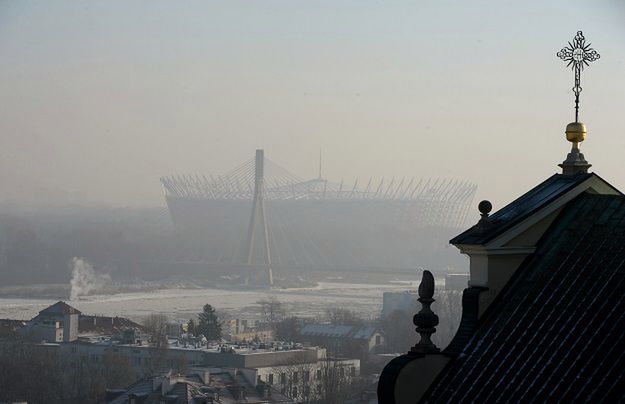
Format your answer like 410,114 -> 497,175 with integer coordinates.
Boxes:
1,0 -> 624,215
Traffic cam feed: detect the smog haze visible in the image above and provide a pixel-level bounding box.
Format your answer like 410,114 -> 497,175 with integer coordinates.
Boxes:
1,1 -> 624,212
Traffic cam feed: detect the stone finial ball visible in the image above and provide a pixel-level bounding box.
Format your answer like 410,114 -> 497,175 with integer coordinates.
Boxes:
478,200 -> 492,215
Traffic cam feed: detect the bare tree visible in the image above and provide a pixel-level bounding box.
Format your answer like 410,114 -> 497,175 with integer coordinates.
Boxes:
316,359 -> 358,404
324,308 -> 363,326
377,290 -> 463,353
0,337 -> 136,403
379,309 -> 414,353
143,313 -> 169,349
101,351 -> 136,390
272,360 -> 316,403
432,290 -> 462,347
271,358 -> 358,403
273,316 -> 301,342
0,338 -> 66,403
257,296 -> 284,325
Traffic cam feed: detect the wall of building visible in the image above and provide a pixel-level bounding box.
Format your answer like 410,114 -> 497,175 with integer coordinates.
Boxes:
254,358 -> 360,401
56,342 -> 206,377
243,349 -> 320,368
53,341 -> 327,381
23,321 -> 63,342
63,313 -> 78,342
366,333 -> 384,351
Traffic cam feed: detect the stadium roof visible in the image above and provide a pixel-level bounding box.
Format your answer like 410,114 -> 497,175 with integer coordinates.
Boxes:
161,155 -> 477,203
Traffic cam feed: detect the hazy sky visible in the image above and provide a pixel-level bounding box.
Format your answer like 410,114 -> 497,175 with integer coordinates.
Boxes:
1,1 -> 624,212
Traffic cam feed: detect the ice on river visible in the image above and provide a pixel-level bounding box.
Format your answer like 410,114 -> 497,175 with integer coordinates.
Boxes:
0,282 -> 416,323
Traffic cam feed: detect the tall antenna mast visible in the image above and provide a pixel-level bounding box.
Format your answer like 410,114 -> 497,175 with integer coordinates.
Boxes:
318,149 -> 322,179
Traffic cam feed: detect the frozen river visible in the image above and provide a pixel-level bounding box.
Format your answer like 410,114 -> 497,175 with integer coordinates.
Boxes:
0,281 -> 417,322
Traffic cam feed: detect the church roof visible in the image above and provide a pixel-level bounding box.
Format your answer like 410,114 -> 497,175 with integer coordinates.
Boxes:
450,172 -> 609,245
424,193 -> 625,402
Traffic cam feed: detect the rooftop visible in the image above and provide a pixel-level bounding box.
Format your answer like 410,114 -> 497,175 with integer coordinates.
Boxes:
38,301 -> 81,316
78,315 -> 144,336
77,337 -> 316,356
301,324 -> 379,340
450,172 -> 621,245
425,193 -> 625,402
109,371 -> 293,404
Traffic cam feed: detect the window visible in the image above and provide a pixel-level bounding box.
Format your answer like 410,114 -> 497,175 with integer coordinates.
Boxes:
303,371 -> 310,382
293,372 -> 298,384
257,375 -> 262,384
268,374 -> 274,385
350,367 -> 356,377
292,387 -> 298,398
316,369 -> 322,380
339,367 -> 344,378
375,335 -> 382,345
280,373 -> 286,384
304,386 -> 310,397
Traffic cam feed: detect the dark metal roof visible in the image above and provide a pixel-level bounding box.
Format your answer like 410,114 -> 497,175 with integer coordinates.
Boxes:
450,172 -> 594,245
109,379 -> 155,404
301,324 -> 379,340
425,193 -> 625,403
79,315 -> 143,334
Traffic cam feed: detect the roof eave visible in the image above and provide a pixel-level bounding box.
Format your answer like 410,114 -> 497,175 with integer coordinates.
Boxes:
450,172 -> 621,248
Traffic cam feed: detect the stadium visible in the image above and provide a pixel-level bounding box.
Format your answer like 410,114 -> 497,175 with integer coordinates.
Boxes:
161,151 -> 477,280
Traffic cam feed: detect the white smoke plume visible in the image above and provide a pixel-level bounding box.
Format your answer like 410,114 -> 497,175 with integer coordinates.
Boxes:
69,257 -> 111,300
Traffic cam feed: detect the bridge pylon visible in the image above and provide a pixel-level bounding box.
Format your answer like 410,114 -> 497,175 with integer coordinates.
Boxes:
244,149 -> 273,286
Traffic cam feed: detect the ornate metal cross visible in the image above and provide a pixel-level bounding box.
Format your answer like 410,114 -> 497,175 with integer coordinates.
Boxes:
557,31 -> 600,122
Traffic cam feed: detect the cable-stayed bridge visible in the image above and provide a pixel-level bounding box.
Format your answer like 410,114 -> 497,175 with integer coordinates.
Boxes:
161,150 -> 477,283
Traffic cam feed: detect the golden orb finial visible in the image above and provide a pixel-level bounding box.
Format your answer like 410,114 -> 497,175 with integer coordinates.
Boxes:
565,121 -> 587,143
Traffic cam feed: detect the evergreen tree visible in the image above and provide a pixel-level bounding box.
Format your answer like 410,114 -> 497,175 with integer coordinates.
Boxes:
187,318 -> 196,335
197,304 -> 222,341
